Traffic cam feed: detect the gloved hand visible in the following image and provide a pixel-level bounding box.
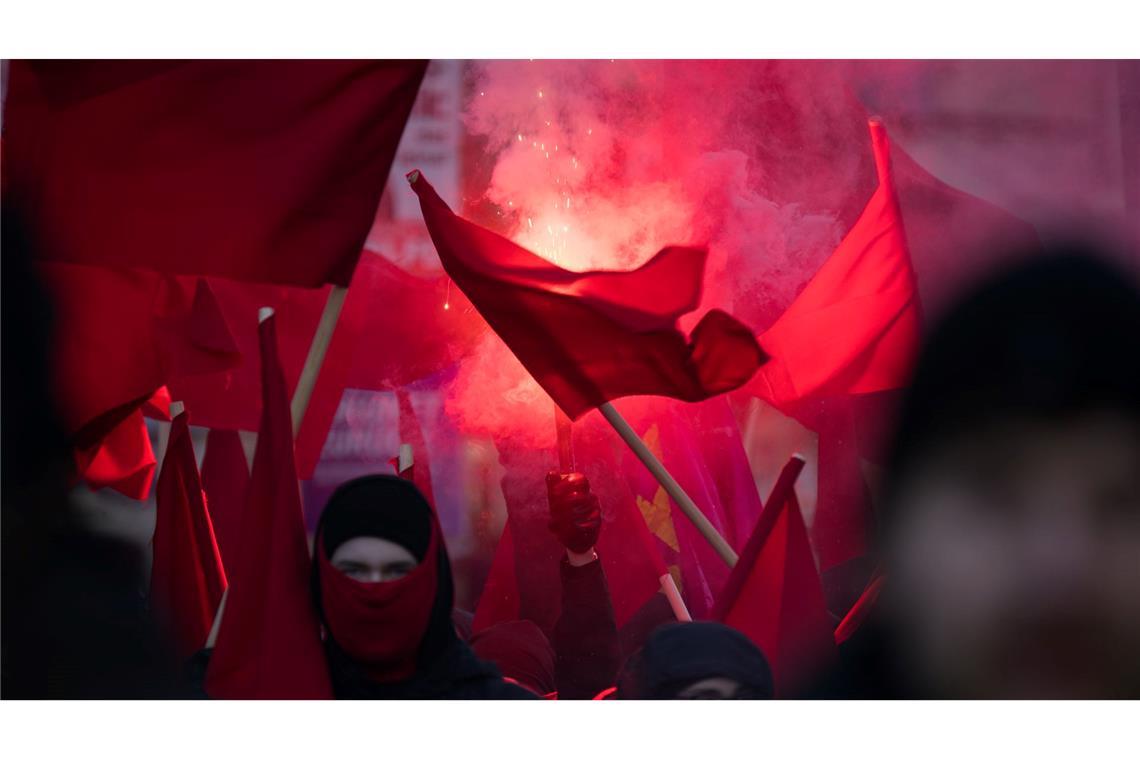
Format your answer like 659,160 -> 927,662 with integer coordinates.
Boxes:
546,472 -> 601,554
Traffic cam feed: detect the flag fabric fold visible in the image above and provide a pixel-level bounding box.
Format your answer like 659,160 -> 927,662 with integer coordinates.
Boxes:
752,120 -> 920,410
713,456 -> 836,695
4,60 -> 427,287
408,171 -> 765,420
73,407 -> 157,500
204,314 -> 332,698
150,411 -> 228,660
200,428 -> 250,576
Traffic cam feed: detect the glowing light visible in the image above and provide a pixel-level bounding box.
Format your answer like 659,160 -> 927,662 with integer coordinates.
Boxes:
517,133 -> 523,141
443,302 -> 450,310
538,89 -> 544,98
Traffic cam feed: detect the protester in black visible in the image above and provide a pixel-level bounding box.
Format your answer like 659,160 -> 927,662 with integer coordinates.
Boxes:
311,475 -> 535,699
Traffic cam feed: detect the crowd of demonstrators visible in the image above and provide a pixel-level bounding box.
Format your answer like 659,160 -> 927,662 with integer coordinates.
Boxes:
4,233 -> 1139,700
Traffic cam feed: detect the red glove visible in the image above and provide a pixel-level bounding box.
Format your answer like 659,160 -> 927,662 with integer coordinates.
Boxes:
546,472 -> 601,554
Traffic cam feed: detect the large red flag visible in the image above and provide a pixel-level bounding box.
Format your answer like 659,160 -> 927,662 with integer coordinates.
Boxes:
205,314 -> 332,698
751,120 -> 920,409
713,456 -> 836,696
150,411 -> 227,661
408,171 -> 764,420
200,428 -> 250,576
4,61 -> 427,287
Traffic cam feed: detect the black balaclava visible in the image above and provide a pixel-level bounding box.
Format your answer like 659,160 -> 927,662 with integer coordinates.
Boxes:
311,475 -> 460,697
617,622 -> 774,699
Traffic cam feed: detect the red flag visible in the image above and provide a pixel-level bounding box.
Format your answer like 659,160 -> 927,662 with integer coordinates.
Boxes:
408,171 -> 764,420
167,278 -> 329,433
167,252 -> 484,479
473,521 -> 522,632
293,253 -> 485,478
713,456 -> 836,695
4,61 -> 426,287
150,411 -> 227,660
205,314 -> 332,698
40,262 -> 239,448
200,428 -> 250,576
752,120 -> 920,409
73,407 -> 156,500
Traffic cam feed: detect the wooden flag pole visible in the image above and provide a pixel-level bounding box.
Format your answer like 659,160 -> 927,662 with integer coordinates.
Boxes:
659,572 -> 692,622
290,285 -> 348,438
560,403 -> 693,619
599,402 -> 739,568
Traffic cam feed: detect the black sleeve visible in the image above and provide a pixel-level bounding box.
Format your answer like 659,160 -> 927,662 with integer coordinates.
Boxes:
551,556 -> 621,699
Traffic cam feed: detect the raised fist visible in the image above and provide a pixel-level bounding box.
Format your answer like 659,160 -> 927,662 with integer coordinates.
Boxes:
546,472 -> 601,554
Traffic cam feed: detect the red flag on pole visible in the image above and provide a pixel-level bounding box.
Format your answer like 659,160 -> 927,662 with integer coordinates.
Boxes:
200,428 -> 250,575
751,120 -> 920,410
204,314 -> 332,698
150,411 -> 227,661
713,456 -> 836,695
407,171 -> 764,420
4,60 -> 427,287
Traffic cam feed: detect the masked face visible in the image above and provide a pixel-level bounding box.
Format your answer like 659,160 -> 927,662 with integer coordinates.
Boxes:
887,413 -> 1140,698
318,525 -> 439,681
330,537 -> 418,583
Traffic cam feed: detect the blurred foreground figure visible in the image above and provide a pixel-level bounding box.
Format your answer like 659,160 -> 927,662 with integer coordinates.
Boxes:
820,244 -> 1140,698
616,622 -> 773,699
1,208 -> 181,697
